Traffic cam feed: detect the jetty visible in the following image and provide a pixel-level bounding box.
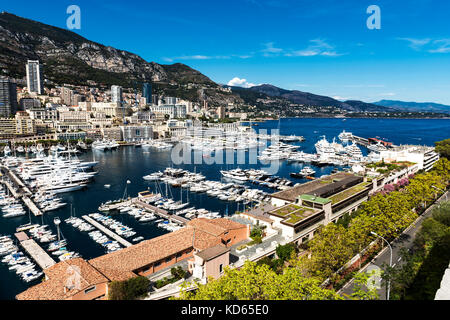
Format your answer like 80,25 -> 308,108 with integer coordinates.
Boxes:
22,196 -> 43,217
348,135 -> 369,146
81,215 -> 132,247
132,199 -> 190,226
0,166 -> 43,216
15,232 -> 56,270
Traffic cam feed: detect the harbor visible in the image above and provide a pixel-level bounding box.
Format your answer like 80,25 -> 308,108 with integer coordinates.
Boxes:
0,117 -> 448,299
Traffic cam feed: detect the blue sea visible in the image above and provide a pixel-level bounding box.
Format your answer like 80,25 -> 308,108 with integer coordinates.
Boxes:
0,118 -> 448,299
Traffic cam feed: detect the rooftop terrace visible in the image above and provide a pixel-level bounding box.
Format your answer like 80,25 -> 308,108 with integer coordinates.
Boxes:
269,204 -> 321,226
271,172 -> 355,202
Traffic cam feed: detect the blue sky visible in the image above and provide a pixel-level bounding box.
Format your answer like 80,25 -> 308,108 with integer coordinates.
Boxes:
3,0 -> 450,104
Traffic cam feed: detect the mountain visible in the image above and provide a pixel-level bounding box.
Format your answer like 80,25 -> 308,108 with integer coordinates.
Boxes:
0,12 -> 440,116
0,12 -> 241,106
245,84 -> 395,112
374,100 -> 450,114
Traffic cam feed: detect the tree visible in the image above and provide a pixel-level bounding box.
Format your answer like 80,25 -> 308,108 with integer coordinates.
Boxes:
176,261 -> 342,300
307,224 -> 355,280
275,243 -> 296,262
435,139 -> 450,159
349,270 -> 380,300
108,276 -> 150,300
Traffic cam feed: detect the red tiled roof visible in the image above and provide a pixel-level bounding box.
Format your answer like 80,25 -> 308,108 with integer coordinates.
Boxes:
16,258 -> 109,300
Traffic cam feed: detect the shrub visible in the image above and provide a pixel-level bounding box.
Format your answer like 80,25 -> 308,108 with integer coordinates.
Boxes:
108,276 -> 150,300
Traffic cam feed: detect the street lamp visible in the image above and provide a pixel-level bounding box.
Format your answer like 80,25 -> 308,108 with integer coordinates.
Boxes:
370,231 -> 392,300
432,185 -> 447,201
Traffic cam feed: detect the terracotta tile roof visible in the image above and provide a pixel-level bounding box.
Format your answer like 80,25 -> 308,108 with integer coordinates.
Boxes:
16,258 -> 109,300
196,244 -> 230,261
188,218 -> 247,237
88,225 -> 219,281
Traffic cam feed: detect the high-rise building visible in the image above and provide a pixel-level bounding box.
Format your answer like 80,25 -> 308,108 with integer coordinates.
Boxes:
61,87 -> 73,106
165,97 -> 177,105
26,60 -> 44,95
142,83 -> 152,105
111,85 -> 123,103
152,94 -> 158,105
0,78 -> 18,117
217,106 -> 226,119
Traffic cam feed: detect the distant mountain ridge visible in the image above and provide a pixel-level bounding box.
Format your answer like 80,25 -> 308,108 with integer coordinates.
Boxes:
246,84 -> 396,112
0,12 -> 445,115
374,100 -> 450,114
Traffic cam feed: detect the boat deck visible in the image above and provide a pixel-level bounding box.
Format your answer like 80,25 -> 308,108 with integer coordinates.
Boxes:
81,215 -> 132,247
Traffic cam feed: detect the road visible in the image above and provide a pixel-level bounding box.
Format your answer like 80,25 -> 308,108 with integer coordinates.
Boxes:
339,190 -> 449,299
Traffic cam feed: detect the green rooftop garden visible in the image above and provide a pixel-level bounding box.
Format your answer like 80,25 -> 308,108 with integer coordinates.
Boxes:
271,205 -> 318,225
299,194 -> 331,205
329,182 -> 372,204
271,204 -> 302,216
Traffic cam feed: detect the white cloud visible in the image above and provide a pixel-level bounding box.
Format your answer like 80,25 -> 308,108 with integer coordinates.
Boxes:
227,77 -> 257,88
429,39 -> 450,53
397,37 -> 431,50
286,39 -> 343,57
261,42 -> 283,54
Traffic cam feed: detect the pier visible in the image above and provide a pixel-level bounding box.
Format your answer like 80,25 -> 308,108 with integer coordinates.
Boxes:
81,215 -> 132,247
349,135 -> 369,146
132,199 -> 190,226
22,196 -> 43,217
15,232 -> 56,270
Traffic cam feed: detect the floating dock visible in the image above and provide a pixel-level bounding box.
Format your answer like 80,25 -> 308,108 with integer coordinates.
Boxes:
132,199 -> 190,225
22,196 -> 43,217
15,232 -> 56,270
81,215 -> 132,247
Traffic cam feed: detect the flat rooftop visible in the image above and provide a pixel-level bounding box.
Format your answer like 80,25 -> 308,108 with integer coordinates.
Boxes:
269,204 -> 321,226
271,172 -> 358,202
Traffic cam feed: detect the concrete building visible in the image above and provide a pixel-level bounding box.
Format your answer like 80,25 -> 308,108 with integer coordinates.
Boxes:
217,106 -> 226,119
111,85 -> 123,103
142,83 -> 152,104
0,78 -> 18,117
266,172 -> 373,241
378,145 -> 440,172
19,98 -> 41,110
102,127 -> 122,141
120,125 -> 153,142
26,60 -> 44,95
189,245 -> 230,281
91,102 -> 121,117
150,104 -> 186,119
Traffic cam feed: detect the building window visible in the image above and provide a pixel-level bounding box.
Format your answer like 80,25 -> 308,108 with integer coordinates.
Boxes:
84,286 -> 96,294
154,261 -> 161,267
219,264 -> 223,273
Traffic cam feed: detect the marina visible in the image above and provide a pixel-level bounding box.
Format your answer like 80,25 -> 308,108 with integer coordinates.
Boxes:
0,118 -> 448,299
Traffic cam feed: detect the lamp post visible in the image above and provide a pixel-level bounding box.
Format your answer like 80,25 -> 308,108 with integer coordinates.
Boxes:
432,185 -> 447,201
371,231 -> 392,300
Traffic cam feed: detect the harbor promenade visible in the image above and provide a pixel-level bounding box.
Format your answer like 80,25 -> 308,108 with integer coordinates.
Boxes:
15,232 -> 56,270
82,215 -> 132,247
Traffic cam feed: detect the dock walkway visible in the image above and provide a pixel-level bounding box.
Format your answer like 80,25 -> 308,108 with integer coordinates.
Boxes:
17,237 -> 56,270
132,199 -> 189,225
81,215 -> 132,247
22,196 -> 43,217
